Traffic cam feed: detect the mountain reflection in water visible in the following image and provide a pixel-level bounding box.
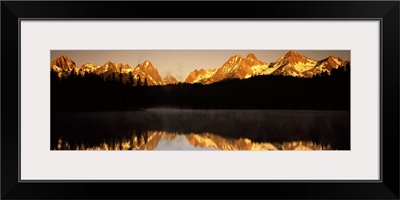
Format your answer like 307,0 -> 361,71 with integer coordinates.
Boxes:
55,131 -> 331,150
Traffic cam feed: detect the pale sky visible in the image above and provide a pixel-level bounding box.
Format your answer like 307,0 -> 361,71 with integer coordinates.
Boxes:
51,50 -> 350,81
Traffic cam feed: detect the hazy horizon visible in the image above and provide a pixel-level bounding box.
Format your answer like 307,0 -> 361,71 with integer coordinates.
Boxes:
51,50 -> 350,82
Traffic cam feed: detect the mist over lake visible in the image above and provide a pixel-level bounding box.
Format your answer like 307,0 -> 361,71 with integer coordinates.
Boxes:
51,109 -> 350,150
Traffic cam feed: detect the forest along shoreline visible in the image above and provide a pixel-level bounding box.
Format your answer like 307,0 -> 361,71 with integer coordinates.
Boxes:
51,65 -> 350,112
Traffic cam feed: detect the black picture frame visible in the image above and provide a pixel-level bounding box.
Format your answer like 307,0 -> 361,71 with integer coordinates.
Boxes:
1,1 -> 399,199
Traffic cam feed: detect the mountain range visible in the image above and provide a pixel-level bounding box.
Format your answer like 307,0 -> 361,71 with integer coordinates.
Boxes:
50,50 -> 350,86
51,56 -> 165,85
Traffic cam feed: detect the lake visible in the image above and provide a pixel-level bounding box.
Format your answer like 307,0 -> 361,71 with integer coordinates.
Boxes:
51,108 -> 350,150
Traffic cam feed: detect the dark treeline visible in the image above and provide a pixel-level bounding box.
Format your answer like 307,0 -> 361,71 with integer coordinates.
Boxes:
147,66 -> 350,110
51,70 -> 148,112
51,65 -> 350,111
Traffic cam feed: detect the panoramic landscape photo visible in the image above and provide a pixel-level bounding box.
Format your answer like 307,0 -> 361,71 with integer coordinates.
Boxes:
51,50 -> 350,150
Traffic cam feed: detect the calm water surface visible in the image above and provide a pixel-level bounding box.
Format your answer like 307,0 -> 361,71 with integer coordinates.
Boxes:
51,109 -> 350,150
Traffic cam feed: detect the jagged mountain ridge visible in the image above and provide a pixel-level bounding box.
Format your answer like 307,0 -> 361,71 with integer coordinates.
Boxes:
270,51 -> 348,77
50,57 -> 173,86
185,50 -> 349,84
208,53 -> 269,84
184,68 -> 218,84
50,55 -> 76,73
51,50 -> 349,86
132,60 -> 164,85
184,53 -> 271,84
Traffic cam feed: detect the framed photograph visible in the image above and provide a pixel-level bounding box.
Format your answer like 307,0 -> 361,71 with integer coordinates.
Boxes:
2,1 -> 399,199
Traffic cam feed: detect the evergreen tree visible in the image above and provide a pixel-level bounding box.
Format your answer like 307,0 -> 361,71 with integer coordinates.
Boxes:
119,67 -> 123,83
128,72 -> 134,86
